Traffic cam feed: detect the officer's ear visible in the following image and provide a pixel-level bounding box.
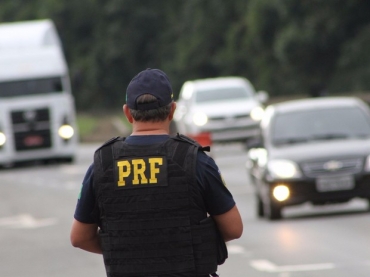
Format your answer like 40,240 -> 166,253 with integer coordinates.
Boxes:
169,101 -> 176,121
123,104 -> 134,123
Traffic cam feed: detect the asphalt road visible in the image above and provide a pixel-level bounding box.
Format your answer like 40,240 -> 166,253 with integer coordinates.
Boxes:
0,143 -> 370,277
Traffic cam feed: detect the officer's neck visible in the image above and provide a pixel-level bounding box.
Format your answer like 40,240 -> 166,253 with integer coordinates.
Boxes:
131,121 -> 170,136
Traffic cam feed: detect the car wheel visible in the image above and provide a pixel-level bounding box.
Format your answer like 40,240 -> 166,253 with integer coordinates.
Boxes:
256,195 -> 264,217
265,198 -> 282,220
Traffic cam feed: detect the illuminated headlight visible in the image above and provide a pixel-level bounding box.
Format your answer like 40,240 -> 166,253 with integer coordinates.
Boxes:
267,159 -> 302,179
250,106 -> 265,121
273,185 -> 290,201
365,155 -> 370,172
58,125 -> 74,139
192,112 -> 208,126
0,132 -> 6,146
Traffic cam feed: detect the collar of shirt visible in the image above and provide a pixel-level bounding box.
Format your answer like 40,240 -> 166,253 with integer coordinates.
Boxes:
125,134 -> 170,145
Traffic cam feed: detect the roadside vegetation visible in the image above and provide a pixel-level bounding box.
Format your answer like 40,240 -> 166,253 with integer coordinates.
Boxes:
76,113 -> 130,143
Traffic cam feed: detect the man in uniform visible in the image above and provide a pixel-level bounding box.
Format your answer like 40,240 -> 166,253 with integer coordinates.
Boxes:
70,68 -> 243,277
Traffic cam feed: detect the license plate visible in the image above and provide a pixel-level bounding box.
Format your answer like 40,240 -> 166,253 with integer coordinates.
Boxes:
316,175 -> 355,192
24,135 -> 44,146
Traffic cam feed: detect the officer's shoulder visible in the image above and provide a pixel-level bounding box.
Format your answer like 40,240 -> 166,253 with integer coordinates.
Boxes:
171,133 -> 210,152
95,136 -> 126,152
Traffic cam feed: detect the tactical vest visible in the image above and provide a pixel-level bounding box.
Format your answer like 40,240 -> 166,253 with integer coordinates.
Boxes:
93,135 -> 218,277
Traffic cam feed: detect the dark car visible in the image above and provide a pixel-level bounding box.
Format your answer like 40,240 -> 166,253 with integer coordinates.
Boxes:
245,97 -> 370,220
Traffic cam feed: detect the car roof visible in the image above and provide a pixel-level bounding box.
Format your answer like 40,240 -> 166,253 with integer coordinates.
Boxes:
187,76 -> 251,90
270,97 -> 365,114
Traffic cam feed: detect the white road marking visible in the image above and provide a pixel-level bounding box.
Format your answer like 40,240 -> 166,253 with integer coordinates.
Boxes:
250,259 -> 335,273
0,214 -> 58,229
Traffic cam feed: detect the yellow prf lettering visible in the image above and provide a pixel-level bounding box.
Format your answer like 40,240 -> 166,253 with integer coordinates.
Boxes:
132,159 -> 147,185
149,158 -> 163,183
117,160 -> 131,186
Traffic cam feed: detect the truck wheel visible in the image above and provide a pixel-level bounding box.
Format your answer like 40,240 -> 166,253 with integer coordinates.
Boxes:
58,157 -> 75,164
64,157 -> 75,164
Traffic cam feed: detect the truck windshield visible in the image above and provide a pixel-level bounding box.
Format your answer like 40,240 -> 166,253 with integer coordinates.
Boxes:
0,77 -> 63,98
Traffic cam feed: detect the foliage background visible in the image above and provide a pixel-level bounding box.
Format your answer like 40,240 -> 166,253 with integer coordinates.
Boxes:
1,0 -> 370,111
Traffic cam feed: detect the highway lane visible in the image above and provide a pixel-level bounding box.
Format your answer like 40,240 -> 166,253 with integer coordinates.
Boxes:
0,143 -> 370,277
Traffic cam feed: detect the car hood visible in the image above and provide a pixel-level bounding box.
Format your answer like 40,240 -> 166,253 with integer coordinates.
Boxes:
190,98 -> 259,116
269,138 -> 370,162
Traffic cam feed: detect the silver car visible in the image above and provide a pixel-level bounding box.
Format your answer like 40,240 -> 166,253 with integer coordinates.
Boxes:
174,77 -> 268,143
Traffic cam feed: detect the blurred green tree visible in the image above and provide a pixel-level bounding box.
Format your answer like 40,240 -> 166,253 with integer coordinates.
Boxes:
1,0 -> 370,110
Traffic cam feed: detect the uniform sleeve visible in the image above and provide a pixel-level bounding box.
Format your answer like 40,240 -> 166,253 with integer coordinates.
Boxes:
73,164 -> 97,224
196,152 -> 236,216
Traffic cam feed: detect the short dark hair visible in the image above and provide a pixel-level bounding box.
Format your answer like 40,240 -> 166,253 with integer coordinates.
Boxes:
129,94 -> 172,122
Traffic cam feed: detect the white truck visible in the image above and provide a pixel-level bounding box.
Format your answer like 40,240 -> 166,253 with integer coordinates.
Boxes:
0,19 -> 78,166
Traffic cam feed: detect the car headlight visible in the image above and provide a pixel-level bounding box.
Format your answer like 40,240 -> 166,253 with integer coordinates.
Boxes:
365,155 -> 370,172
273,185 -> 290,201
250,106 -> 265,121
192,112 -> 208,126
267,159 -> 302,179
58,125 -> 74,139
247,148 -> 268,167
0,132 -> 6,146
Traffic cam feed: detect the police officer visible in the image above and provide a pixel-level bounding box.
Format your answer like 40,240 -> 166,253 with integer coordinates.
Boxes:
70,68 -> 243,277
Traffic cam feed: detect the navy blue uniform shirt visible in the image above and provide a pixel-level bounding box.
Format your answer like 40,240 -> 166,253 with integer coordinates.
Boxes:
74,135 -> 235,224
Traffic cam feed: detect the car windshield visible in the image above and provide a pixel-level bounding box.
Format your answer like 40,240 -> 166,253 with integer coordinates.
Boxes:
195,87 -> 252,103
272,106 -> 370,146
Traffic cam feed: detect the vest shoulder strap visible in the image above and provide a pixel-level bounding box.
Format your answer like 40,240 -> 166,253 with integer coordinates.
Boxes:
172,133 -> 211,152
95,136 -> 126,153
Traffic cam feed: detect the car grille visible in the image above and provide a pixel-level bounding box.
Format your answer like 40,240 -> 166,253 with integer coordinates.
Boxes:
203,113 -> 256,131
11,108 -> 52,151
208,114 -> 250,122
301,158 -> 363,178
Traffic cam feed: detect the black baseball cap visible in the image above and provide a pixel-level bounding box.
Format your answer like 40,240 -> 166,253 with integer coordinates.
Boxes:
126,68 -> 174,110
